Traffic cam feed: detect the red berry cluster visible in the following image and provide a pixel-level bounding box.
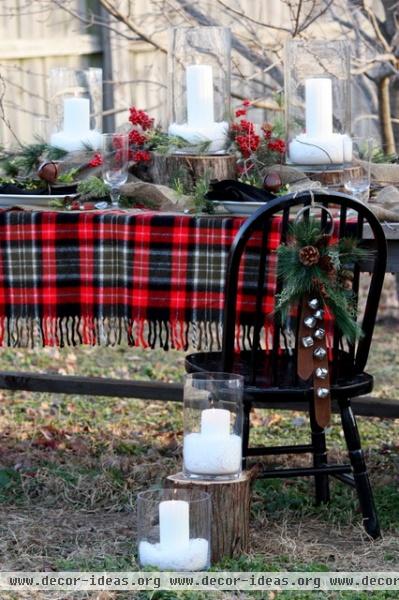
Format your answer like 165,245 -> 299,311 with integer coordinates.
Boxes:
231,107 -> 260,159
131,150 -> 151,162
88,152 -> 103,167
128,106 -> 154,164
129,107 -> 154,131
231,101 -> 261,159
129,129 -> 147,146
231,100 -> 286,181
267,138 -> 286,154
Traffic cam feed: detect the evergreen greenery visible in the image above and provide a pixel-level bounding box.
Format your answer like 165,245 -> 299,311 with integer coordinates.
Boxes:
0,143 -> 67,176
76,176 -> 109,199
275,217 -> 374,341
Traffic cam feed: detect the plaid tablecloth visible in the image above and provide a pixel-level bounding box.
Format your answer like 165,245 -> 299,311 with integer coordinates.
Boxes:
0,210 -> 282,349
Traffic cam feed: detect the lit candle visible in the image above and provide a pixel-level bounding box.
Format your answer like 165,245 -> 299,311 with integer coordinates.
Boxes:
159,500 -> 189,552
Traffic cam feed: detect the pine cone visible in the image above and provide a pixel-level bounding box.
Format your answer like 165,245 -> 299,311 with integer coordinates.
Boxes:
299,245 -> 320,266
319,254 -> 334,272
312,277 -> 329,298
316,234 -> 330,249
342,278 -> 352,290
340,269 -> 354,282
338,269 -> 354,290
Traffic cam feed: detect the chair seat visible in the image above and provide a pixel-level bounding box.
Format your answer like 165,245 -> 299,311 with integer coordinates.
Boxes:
185,350 -> 373,403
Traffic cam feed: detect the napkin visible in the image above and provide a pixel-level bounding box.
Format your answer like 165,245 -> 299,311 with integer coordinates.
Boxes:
205,180 -> 275,203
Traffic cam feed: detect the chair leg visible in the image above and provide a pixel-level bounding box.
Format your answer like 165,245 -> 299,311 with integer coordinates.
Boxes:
242,402 -> 251,469
338,397 -> 381,539
309,399 -> 330,504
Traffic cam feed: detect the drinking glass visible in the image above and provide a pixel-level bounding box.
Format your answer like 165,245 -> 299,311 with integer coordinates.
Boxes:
101,133 -> 129,208
344,137 -> 374,203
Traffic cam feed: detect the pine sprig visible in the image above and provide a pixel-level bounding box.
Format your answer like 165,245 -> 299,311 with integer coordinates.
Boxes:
0,143 -> 67,177
275,216 -> 374,342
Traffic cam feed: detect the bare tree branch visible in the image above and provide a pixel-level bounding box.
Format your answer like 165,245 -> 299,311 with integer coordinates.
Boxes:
173,0 -> 283,85
215,0 -> 291,32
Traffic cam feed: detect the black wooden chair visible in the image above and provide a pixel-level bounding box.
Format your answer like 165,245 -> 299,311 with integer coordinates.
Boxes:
186,191 -> 387,539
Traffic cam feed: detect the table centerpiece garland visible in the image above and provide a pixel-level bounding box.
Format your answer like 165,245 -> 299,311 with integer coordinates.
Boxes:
0,100 -> 288,212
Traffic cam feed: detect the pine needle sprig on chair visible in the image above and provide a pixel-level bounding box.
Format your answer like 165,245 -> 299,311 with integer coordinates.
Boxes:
275,216 -> 374,342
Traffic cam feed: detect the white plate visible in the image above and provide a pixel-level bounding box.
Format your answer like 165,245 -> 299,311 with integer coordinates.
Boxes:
212,200 -> 266,215
0,193 -> 76,208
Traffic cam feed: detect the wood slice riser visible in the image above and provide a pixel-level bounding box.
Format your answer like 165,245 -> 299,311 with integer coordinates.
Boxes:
143,153 -> 237,190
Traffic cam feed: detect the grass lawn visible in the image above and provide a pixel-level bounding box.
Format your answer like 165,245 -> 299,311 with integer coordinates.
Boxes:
0,321 -> 397,599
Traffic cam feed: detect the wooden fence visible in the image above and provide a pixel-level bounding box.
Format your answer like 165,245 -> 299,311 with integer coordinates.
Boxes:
0,0 -> 380,147
0,0 -> 102,146
0,0 -> 292,146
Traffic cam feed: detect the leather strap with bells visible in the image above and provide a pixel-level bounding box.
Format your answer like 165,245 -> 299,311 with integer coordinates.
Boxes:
298,294 -> 331,428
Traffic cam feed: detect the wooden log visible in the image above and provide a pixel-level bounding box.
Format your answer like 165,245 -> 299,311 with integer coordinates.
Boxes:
146,153 -> 237,190
166,468 -> 259,563
305,166 -> 363,188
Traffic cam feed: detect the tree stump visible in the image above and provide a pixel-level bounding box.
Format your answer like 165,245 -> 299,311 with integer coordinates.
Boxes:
146,153 -> 237,190
305,166 -> 363,188
166,468 -> 259,563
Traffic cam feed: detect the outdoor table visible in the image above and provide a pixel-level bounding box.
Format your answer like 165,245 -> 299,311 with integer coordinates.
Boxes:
0,208 -> 397,418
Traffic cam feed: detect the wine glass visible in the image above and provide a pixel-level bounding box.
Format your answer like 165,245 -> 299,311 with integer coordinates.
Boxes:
101,133 -> 129,208
343,137 -> 374,203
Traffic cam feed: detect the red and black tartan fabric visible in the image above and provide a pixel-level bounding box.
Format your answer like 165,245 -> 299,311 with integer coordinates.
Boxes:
0,210 -> 282,349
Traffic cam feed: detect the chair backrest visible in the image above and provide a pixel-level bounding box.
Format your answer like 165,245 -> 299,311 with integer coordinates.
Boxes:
221,191 -> 387,381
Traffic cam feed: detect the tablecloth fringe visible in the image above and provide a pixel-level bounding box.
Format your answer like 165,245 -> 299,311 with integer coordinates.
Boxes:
0,316 -> 279,353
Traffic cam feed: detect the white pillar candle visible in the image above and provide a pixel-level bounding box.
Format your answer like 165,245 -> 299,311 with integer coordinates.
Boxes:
50,96 -> 101,152
201,408 -> 230,437
305,78 -> 333,138
63,97 -> 90,135
186,64 -> 214,127
159,500 -> 189,552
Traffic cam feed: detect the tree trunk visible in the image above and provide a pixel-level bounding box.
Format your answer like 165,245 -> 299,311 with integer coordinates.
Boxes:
166,468 -> 259,563
378,76 -> 396,155
390,75 -> 399,147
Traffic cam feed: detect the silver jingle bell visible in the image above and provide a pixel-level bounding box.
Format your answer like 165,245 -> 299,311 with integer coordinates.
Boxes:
314,328 -> 325,340
302,336 -> 314,348
308,298 -> 319,310
314,346 -> 327,360
304,316 -> 317,329
316,387 -> 330,398
315,367 -> 328,379
314,309 -> 325,320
